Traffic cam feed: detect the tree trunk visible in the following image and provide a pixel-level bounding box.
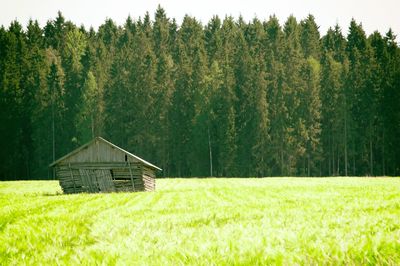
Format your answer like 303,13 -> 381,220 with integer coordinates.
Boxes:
208,126 -> 213,177
352,139 -> 356,175
370,133 -> 373,176
337,146 -> 340,175
91,114 -> 95,139
280,142 -> 284,176
344,98 -> 348,176
382,131 -> 385,176
328,132 -> 332,176
332,135 -> 335,176
52,88 -> 55,180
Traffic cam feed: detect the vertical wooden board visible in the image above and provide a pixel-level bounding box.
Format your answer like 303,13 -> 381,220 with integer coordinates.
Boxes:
101,170 -> 110,192
95,169 -> 115,192
60,140 -> 126,163
92,169 -> 101,192
52,138 -> 148,165
80,169 -> 95,193
95,170 -> 104,191
109,171 -> 116,191
98,141 -> 117,162
51,138 -> 160,194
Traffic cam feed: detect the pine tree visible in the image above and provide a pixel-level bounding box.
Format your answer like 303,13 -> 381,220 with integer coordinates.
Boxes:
48,60 -> 65,165
62,27 -> 87,149
368,31 -> 386,175
204,16 -> 222,64
320,52 -> 344,175
321,24 -> 348,176
0,22 -> 24,179
297,15 -> 323,175
44,11 -> 66,50
301,57 -> 322,175
346,19 -> 369,175
282,16 -> 306,175
212,17 -> 238,176
381,30 -> 400,175
78,71 -> 100,142
152,6 -> 175,175
25,20 -> 50,178
126,20 -> 157,159
264,15 -> 287,176
245,18 -> 270,176
300,14 -> 321,59
170,16 -> 208,176
1,11 -> 400,179
103,42 -> 132,148
234,17 -> 254,176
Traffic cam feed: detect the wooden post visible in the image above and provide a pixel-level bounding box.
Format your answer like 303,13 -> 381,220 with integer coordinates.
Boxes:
128,160 -> 135,191
69,163 -> 76,193
94,170 -> 99,192
85,169 -> 94,193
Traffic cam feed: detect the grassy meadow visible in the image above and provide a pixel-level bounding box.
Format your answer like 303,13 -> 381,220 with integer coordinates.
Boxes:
1,178 -> 400,265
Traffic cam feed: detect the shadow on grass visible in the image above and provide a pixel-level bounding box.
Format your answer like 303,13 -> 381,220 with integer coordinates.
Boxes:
41,191 -> 64,196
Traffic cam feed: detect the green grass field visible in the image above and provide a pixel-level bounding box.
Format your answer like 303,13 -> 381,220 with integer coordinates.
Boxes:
1,178 -> 400,265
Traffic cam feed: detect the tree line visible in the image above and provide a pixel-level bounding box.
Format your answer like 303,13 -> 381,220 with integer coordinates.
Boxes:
1,7 -> 399,180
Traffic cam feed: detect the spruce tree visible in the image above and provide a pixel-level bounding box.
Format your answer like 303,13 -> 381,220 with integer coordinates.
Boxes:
264,15 -> 287,176
346,19 -> 369,175
381,30 -> 400,175
300,14 -> 321,59
1,11 -> 400,179
245,18 -> 270,176
282,16 -> 305,175
153,6 -> 175,175
212,17 -> 237,176
170,16 -> 208,176
233,17 -> 254,176
301,57 -> 322,175
62,27 -> 87,149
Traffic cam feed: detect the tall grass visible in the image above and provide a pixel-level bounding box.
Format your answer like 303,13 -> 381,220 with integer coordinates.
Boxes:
1,178 -> 400,265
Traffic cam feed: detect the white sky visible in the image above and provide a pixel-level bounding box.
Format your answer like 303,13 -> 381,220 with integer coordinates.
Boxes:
1,0 -> 399,40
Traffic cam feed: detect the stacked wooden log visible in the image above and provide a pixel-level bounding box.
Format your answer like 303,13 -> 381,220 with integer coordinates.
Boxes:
57,167 -> 84,194
142,166 -> 156,191
113,180 -> 135,192
55,162 -> 156,194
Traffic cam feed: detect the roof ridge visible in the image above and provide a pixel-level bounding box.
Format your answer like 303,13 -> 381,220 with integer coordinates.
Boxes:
49,137 -> 162,171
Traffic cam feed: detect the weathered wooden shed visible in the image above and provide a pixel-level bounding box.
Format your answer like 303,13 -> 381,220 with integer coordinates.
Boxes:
49,137 -> 161,194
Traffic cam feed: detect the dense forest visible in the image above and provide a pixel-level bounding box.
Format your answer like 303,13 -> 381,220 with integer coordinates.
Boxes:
1,7 -> 399,180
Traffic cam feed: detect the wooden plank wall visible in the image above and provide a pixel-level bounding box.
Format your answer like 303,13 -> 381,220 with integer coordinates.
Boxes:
142,166 -> 156,191
57,167 -> 84,193
56,163 -> 156,194
61,140 -> 140,164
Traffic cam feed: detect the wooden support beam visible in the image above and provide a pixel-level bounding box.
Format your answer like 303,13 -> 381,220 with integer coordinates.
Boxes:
59,162 -> 141,169
68,163 -> 76,193
128,161 -> 135,191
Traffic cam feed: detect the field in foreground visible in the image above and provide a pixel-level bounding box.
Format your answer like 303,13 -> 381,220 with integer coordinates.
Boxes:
1,178 -> 400,265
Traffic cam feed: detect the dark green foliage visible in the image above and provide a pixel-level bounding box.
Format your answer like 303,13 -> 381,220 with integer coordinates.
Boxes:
169,16 -> 208,176
0,10 -> 399,179
263,16 -> 287,176
300,15 -> 321,60
320,26 -> 348,176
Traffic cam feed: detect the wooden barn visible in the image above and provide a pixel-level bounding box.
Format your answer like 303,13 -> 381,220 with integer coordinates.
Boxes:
49,137 -> 161,194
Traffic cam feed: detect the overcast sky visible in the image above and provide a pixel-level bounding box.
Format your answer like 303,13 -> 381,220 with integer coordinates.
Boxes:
1,0 -> 399,40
